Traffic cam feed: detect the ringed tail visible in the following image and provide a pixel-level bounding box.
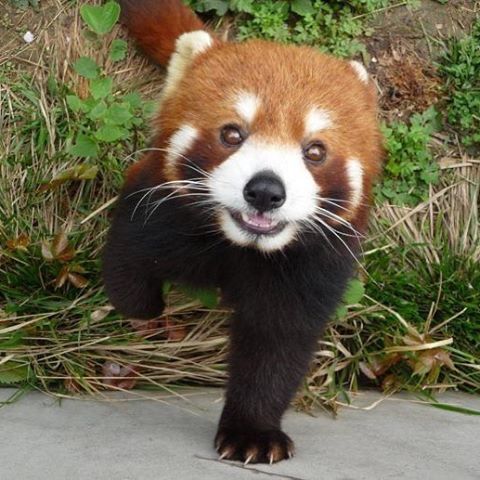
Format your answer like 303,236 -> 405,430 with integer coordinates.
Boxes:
119,0 -> 207,66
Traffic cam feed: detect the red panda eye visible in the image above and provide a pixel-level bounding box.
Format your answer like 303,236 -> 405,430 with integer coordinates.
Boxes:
303,142 -> 327,164
220,125 -> 245,147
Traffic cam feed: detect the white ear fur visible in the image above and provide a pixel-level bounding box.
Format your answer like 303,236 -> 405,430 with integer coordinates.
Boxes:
349,60 -> 369,84
162,31 -> 213,99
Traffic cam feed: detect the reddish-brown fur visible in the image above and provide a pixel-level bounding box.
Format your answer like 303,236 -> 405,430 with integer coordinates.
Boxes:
120,0 -> 206,65
108,0 -> 385,464
124,37 -> 383,232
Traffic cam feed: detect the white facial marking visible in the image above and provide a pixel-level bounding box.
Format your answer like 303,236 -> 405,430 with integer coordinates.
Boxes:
346,158 -> 363,208
219,210 -> 252,247
234,92 -> 261,124
219,209 -> 299,252
349,60 -> 369,84
208,139 -> 320,251
256,224 -> 297,252
162,30 -> 213,101
305,108 -> 333,135
166,124 -> 198,167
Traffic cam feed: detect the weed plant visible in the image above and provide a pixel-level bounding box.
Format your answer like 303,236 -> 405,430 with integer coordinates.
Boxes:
438,19 -> 480,150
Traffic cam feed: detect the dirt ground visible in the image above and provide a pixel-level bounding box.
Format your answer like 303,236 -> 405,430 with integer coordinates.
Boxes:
1,0 -> 477,124
366,0 -> 478,120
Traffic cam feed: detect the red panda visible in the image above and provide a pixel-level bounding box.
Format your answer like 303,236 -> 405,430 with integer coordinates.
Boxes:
103,0 -> 383,465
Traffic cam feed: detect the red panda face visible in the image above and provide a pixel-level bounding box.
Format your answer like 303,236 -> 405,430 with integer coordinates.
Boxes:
149,34 -> 383,252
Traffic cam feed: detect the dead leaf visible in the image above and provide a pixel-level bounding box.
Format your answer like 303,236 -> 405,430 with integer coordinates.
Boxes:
91,305 -> 114,322
6,234 -> 30,252
359,361 -> 377,380
162,317 -> 188,342
39,164 -> 99,192
54,266 -> 69,288
64,377 -> 82,393
42,232 -> 76,263
433,349 -> 455,370
381,374 -> 401,392
53,232 -> 69,255
41,240 -> 55,261
102,361 -> 140,390
54,265 -> 88,289
412,348 -> 455,376
67,272 -> 88,288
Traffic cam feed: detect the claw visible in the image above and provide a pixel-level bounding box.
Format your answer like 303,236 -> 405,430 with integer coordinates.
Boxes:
244,454 -> 254,465
269,453 -> 274,465
219,450 -> 230,460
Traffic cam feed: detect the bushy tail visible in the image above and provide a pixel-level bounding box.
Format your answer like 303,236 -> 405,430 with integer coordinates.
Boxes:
119,0 -> 206,66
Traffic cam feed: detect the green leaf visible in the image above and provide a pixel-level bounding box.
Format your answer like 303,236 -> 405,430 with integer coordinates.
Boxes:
90,77 -> 113,100
229,0 -> 254,13
291,0 -> 315,16
77,165 -> 99,180
123,92 -> 142,109
195,289 -> 219,309
53,164 -> 99,182
66,95 -> 85,112
426,401 -> 480,416
70,134 -> 99,158
11,0 -> 39,8
80,1 -> 121,35
162,281 -> 173,295
73,56 -> 99,79
94,125 -> 128,142
104,103 -> 133,125
343,278 -> 365,305
110,39 -> 128,62
202,0 -> 230,15
335,305 -> 348,319
0,331 -> 25,349
0,362 -> 29,385
180,286 -> 219,309
11,0 -> 29,8
87,100 -> 107,120
47,75 -> 58,96
142,100 -> 157,117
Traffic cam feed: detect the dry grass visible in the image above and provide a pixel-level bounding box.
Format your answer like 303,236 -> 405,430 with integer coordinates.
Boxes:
374,161 -> 480,266
0,1 -> 479,409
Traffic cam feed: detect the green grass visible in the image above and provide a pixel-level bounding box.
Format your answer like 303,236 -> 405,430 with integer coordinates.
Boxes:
187,0 -> 394,57
438,18 -> 480,150
364,247 -> 480,392
378,107 -> 441,206
0,0 -> 479,406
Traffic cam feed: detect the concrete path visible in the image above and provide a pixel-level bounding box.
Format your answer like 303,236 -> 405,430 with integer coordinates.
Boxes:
1,388 -> 479,480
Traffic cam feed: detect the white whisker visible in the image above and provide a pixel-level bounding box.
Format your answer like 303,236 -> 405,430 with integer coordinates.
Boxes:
313,207 -> 364,239
300,217 -> 337,252
313,217 -> 367,273
318,197 -> 351,213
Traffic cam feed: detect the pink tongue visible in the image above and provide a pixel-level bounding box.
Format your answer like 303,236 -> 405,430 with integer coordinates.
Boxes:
247,213 -> 272,227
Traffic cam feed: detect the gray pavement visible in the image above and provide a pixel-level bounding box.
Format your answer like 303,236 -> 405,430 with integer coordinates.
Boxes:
1,388 -> 479,480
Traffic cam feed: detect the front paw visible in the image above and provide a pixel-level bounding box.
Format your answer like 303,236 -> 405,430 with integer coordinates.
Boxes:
215,427 -> 294,464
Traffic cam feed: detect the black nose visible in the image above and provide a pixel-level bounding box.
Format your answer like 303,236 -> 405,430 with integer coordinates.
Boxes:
243,171 -> 286,212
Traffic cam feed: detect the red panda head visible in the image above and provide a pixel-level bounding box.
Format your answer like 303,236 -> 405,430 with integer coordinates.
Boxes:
133,30 -> 383,252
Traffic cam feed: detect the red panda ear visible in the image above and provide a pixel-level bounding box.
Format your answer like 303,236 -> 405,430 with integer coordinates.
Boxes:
162,31 -> 215,99
349,60 -> 370,84
349,60 -> 380,109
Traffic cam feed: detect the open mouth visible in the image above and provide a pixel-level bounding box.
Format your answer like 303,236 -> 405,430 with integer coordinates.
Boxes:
229,210 -> 286,235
